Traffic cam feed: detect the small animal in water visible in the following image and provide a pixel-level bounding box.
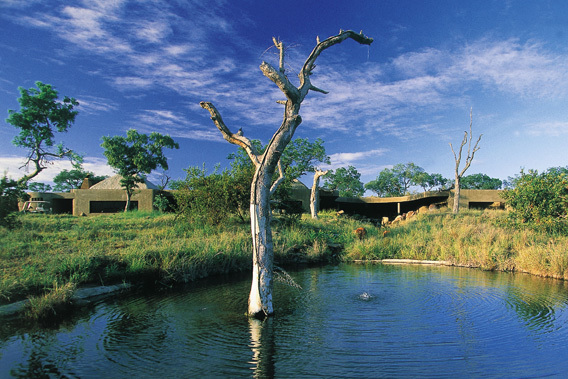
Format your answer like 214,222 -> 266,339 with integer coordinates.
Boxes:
354,227 -> 367,240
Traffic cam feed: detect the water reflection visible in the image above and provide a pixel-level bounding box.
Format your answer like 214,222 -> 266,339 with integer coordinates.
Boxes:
2,264 -> 568,377
248,317 -> 275,378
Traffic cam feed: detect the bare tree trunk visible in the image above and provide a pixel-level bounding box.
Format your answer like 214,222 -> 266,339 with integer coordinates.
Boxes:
452,175 -> 460,214
248,164 -> 276,316
201,30 -> 373,318
125,190 -> 131,212
310,169 -> 328,219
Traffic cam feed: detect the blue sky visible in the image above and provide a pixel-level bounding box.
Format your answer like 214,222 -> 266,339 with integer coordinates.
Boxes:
2,0 -> 568,191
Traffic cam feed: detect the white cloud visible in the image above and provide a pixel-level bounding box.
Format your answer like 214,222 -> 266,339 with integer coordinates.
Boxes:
82,157 -> 115,177
0,155 -> 113,184
457,39 -> 568,98
10,1 -> 568,149
76,96 -> 119,114
298,37 -> 568,140
526,121 -> 568,136
133,20 -> 172,44
329,149 -> 388,166
113,77 -> 154,90
131,109 -> 224,142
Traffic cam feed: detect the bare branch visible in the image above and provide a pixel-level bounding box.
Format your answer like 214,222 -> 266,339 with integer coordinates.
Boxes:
272,37 -> 285,73
260,61 -> 300,102
314,168 -> 329,180
309,85 -> 329,94
299,30 -> 373,96
199,101 -> 260,166
269,159 -> 285,196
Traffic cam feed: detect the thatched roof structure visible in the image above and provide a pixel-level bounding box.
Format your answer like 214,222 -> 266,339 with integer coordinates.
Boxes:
89,174 -> 158,190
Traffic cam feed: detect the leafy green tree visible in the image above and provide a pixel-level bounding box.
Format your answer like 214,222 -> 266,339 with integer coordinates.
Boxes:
52,166 -> 107,192
27,182 -> 52,192
392,163 -> 424,194
365,163 -> 437,196
280,138 -> 330,184
501,168 -> 568,230
365,169 -> 400,197
226,140 -> 263,219
460,173 -> 502,190
3,82 -> 79,226
413,172 -> 449,192
324,165 -> 365,198
6,82 -> 81,187
101,129 -> 179,212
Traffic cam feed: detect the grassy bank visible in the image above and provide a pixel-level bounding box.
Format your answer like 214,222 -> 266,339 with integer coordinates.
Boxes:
2,208 -> 568,313
0,211 -> 358,306
343,209 -> 568,280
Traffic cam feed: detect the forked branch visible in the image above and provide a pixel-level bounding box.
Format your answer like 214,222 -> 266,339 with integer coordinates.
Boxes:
299,30 -> 373,96
260,30 -> 373,104
200,101 -> 260,166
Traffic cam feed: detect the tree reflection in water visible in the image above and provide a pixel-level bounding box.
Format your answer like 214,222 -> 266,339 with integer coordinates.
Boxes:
249,317 -> 275,378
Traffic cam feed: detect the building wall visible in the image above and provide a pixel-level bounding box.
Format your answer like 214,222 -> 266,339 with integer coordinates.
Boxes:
447,189 -> 505,209
71,188 -> 157,215
289,184 -> 311,212
21,188 -> 505,217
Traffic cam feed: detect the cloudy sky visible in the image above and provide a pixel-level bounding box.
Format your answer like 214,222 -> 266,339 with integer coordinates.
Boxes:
1,0 -> 568,190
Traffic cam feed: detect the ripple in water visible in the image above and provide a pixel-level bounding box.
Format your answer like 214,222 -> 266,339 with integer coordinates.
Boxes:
2,265 -> 568,378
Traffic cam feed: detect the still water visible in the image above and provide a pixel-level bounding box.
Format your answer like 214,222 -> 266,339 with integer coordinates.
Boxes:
2,263 -> 568,378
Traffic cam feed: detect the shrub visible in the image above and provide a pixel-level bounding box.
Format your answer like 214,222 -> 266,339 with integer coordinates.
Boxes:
172,165 -> 248,226
0,175 -> 27,230
502,168 -> 568,231
153,192 -> 172,212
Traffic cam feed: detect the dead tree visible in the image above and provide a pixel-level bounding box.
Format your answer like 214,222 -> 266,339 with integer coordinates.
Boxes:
310,168 -> 328,219
449,108 -> 482,214
201,30 -> 373,318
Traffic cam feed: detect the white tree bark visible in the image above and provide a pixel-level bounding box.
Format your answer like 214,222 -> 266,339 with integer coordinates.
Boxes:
450,108 -> 482,214
310,169 -> 328,219
201,30 -> 373,318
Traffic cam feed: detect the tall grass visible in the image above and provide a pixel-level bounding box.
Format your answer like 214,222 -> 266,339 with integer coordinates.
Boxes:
343,208 -> 568,280
3,208 -> 568,309
0,211 -> 344,304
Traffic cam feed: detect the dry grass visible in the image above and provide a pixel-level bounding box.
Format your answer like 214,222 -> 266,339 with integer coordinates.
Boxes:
345,208 -> 568,280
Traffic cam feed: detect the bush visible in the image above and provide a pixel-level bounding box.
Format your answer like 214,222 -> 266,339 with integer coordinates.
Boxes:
172,165 -> 248,226
153,192 -> 172,212
502,168 -> 568,231
0,175 -> 27,230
